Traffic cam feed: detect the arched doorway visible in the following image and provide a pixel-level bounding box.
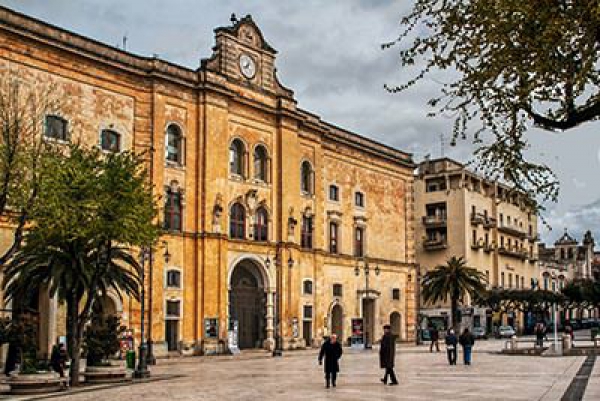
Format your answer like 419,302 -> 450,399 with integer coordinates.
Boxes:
331,304 -> 343,339
229,260 -> 267,349
390,312 -> 402,342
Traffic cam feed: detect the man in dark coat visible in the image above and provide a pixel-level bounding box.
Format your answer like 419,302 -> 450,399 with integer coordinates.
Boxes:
379,324 -> 398,385
459,328 -> 475,365
318,334 -> 343,388
445,329 -> 458,365
429,326 -> 440,352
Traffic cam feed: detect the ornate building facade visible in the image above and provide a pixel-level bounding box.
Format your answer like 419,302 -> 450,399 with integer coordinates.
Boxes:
0,8 -> 417,358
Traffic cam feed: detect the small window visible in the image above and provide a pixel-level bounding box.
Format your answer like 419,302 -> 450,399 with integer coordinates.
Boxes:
355,192 -> 365,207
392,288 -> 400,300
230,203 -> 246,239
44,115 -> 68,141
329,222 -> 339,254
329,185 -> 339,201
166,300 -> 181,318
301,216 -> 313,249
301,161 -> 313,195
303,305 -> 313,320
333,283 -> 343,297
230,139 -> 245,177
254,207 -> 268,241
166,124 -> 183,164
100,129 -> 121,152
166,270 -> 182,288
164,188 -> 182,232
354,227 -> 365,257
303,280 -> 313,295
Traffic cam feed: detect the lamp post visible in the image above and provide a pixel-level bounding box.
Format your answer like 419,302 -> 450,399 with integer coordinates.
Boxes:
265,245 -> 294,357
135,246 -> 151,378
355,257 -> 379,349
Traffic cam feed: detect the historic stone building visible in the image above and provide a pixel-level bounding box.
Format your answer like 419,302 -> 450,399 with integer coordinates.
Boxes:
0,7 -> 417,358
414,158 -> 539,333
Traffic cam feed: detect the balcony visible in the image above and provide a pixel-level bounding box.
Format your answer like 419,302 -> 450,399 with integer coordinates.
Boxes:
471,239 -> 484,250
470,213 -> 484,226
422,215 -> 447,227
498,223 -> 527,239
482,217 -> 497,229
483,243 -> 495,253
498,246 -> 528,260
423,238 -> 448,250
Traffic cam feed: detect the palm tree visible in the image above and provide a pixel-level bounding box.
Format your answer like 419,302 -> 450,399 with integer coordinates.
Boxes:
3,234 -> 141,385
421,256 -> 487,331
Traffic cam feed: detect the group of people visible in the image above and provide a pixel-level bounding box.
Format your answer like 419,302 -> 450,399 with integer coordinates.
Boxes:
318,324 -> 398,389
428,327 -> 475,365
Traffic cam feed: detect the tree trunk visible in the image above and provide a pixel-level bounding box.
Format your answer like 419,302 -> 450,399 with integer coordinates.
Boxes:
451,298 -> 459,332
66,294 -> 81,386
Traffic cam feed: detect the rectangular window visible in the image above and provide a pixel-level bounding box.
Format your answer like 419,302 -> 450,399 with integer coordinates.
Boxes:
329,222 -> 339,254
333,283 -> 343,297
392,288 -> 400,300
166,300 -> 181,318
301,216 -> 313,249
522,277 -> 525,289
499,213 -> 504,225
355,192 -> 365,207
485,233 -> 489,246
164,189 -> 182,232
515,274 -> 520,289
508,273 -> 512,288
44,115 -> 68,141
303,280 -> 313,295
472,230 -> 477,246
501,272 -> 505,288
471,205 -> 476,217
354,227 -> 364,257
303,305 -> 313,319
329,185 -> 339,201
100,129 -> 121,152
166,270 -> 181,288
485,270 -> 490,286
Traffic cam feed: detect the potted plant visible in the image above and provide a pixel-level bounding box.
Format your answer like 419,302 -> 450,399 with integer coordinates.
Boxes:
82,315 -> 129,384
5,316 -> 65,394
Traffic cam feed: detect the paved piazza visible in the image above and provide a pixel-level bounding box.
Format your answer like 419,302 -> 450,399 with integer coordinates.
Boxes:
7,340 -> 598,401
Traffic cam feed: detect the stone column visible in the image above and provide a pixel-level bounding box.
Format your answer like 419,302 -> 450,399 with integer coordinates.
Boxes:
264,289 -> 275,350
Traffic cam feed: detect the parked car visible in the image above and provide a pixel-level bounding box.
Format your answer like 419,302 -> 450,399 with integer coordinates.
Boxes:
472,327 -> 488,340
497,325 -> 516,338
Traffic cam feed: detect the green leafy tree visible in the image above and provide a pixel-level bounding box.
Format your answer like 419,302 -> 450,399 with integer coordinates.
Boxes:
84,315 -> 125,367
3,144 -> 160,385
421,256 -> 487,330
386,1 -> 600,206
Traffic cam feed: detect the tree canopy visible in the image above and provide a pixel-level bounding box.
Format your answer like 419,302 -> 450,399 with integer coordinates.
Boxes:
386,1 -> 600,205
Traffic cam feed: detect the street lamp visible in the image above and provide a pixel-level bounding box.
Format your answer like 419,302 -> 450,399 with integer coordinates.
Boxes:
135,246 -> 151,378
265,245 -> 294,357
355,257 -> 379,349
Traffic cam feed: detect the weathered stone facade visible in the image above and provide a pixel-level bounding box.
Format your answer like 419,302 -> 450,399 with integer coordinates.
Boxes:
0,8 -> 416,357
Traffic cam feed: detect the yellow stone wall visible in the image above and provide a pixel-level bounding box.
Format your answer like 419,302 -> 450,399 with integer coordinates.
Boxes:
0,8 -> 417,355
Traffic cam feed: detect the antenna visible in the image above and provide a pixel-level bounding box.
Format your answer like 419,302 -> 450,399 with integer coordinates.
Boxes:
122,33 -> 128,51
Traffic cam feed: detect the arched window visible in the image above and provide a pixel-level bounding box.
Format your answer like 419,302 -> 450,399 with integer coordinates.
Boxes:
253,145 -> 268,182
101,129 -> 121,152
254,207 -> 269,241
229,139 -> 246,177
166,124 -> 183,164
230,203 -> 246,239
164,187 -> 182,232
301,161 -> 313,195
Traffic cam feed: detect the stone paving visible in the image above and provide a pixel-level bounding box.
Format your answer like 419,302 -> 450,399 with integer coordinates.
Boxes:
8,340 -> 597,401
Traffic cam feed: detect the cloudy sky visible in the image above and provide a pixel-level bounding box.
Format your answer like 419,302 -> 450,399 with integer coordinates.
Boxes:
3,0 -> 599,245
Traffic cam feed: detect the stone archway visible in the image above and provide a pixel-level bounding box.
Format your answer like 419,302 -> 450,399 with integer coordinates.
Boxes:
229,259 -> 269,349
331,304 -> 344,339
390,312 -> 402,342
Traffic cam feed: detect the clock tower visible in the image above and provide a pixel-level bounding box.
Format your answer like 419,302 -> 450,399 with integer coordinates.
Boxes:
203,14 -> 292,98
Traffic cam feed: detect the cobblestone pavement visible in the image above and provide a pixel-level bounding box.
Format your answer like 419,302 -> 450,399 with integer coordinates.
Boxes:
11,340 -> 597,401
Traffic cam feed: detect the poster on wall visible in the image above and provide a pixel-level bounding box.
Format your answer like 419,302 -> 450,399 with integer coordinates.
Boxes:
204,318 -> 218,339
228,319 -> 240,355
351,318 -> 364,348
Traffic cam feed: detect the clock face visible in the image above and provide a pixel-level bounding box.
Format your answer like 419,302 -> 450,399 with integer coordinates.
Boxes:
239,54 -> 256,79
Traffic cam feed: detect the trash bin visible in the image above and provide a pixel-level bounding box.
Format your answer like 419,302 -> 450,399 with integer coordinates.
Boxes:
126,350 -> 136,370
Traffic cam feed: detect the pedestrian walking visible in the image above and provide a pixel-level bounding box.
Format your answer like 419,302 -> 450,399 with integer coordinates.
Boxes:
459,328 -> 475,365
318,334 -> 343,388
444,329 -> 458,365
535,323 -> 544,348
429,327 -> 440,352
379,324 -> 398,385
50,342 -> 67,378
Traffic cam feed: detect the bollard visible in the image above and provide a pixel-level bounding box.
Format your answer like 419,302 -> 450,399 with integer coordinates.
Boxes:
510,336 -> 518,350
562,334 -> 572,353
126,350 -> 136,370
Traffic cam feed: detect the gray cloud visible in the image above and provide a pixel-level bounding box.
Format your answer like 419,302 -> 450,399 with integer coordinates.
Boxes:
2,0 -> 598,243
